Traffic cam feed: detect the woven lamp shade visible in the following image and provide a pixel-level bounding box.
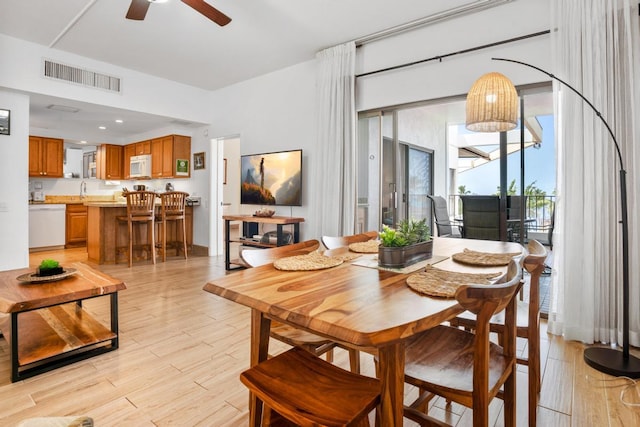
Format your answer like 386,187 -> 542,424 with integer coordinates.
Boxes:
466,72 -> 518,132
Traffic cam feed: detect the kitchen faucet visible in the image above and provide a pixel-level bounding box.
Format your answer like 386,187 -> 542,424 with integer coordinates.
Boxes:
80,180 -> 87,199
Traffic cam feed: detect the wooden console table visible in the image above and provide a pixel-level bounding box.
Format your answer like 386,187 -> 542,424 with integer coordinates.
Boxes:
223,214 -> 304,271
0,262 -> 126,382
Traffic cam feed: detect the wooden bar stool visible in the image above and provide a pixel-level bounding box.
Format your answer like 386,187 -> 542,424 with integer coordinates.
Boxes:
156,191 -> 189,262
116,191 -> 157,267
240,346 -> 380,426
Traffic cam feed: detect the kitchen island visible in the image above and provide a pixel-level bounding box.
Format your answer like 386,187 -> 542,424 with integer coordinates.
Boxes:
86,201 -> 193,264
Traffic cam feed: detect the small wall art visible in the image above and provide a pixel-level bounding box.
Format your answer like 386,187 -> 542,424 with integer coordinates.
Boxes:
0,109 -> 10,135
194,152 -> 205,170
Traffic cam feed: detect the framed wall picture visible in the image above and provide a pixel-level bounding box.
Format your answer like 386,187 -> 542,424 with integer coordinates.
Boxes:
0,109 -> 9,135
194,152 -> 205,170
223,158 -> 227,184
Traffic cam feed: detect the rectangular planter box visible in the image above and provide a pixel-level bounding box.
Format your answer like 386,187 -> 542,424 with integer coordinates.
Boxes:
378,240 -> 433,268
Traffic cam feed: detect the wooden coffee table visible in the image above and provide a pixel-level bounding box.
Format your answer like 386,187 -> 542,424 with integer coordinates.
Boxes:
0,262 -> 126,382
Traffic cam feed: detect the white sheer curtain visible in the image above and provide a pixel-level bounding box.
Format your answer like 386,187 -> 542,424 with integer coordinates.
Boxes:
314,42 -> 356,237
549,0 -> 640,347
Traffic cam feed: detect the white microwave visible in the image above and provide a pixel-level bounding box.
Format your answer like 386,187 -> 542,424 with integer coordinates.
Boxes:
130,154 -> 152,178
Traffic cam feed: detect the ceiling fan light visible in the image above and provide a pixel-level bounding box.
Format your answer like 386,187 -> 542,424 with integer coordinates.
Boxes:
147,0 -> 169,3
466,72 -> 518,132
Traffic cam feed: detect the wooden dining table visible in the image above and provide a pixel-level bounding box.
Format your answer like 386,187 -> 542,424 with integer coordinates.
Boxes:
203,236 -> 523,426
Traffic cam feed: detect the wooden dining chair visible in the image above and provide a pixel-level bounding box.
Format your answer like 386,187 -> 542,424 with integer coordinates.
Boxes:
240,240 -> 361,374
451,239 -> 547,426
400,259 -> 523,427
240,346 -> 380,427
321,230 -> 379,250
115,191 -> 157,267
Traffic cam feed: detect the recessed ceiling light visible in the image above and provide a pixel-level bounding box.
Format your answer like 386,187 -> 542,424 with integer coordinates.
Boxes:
98,126 -> 107,130
115,119 -> 123,124
79,140 -> 87,144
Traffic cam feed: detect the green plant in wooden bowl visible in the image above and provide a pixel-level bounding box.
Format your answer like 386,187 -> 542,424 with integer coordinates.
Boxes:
378,219 -> 432,268
37,259 -> 64,277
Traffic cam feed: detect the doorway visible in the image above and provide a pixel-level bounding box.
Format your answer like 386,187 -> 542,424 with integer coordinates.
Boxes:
210,135 -> 240,256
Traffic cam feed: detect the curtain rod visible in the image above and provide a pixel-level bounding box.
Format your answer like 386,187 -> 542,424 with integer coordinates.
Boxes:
354,0 -> 514,46
356,29 -> 550,79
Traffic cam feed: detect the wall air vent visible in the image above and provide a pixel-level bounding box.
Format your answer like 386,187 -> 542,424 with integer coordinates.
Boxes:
43,59 -> 121,93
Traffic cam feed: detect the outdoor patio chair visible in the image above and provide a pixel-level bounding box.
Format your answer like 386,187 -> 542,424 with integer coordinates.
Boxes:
460,195 -> 502,240
427,195 -> 461,238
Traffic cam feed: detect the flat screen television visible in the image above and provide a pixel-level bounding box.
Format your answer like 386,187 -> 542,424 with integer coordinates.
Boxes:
240,149 -> 302,206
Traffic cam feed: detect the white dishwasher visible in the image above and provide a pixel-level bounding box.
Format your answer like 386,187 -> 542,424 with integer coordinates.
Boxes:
29,204 -> 66,249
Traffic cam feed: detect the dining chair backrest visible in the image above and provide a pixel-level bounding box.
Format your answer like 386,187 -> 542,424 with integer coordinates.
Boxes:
456,259 -> 522,318
240,239 -> 320,267
125,191 -> 156,220
158,191 -> 188,219
321,231 -> 379,250
506,195 -> 527,220
461,195 -> 502,240
427,195 -> 459,237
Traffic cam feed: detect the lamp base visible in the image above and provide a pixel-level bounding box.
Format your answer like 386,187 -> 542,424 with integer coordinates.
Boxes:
584,347 -> 640,378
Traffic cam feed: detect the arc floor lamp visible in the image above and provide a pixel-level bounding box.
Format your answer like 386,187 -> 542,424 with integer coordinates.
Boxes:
466,57 -> 640,377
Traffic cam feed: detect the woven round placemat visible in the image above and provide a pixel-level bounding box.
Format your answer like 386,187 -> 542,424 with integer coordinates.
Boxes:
274,252 -> 344,271
329,252 -> 362,262
348,240 -> 380,253
451,248 -> 521,266
406,265 -> 502,298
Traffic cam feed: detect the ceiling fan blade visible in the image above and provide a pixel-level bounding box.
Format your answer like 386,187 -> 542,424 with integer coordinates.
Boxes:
181,0 -> 231,26
126,0 -> 151,20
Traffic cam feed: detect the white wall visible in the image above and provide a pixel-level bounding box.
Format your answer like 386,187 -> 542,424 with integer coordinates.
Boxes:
0,90 -> 30,269
0,34 -> 212,125
207,60 -> 317,239
356,0 -> 552,111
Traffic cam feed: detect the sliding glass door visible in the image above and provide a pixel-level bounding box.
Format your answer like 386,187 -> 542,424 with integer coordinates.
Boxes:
404,145 -> 433,222
357,111 -> 434,232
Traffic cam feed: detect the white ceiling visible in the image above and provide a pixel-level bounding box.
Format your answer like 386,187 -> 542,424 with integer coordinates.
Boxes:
0,0 -> 509,144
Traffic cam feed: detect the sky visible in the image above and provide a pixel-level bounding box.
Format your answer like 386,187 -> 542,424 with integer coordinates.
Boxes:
457,115 -> 556,195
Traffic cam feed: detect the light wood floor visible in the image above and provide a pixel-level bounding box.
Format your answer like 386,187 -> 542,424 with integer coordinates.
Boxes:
0,248 -> 638,426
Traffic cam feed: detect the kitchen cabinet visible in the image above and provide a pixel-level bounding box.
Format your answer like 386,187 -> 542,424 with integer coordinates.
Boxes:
65,204 -> 87,247
135,140 -> 151,155
96,144 -> 123,180
150,135 -> 191,178
29,136 -> 63,178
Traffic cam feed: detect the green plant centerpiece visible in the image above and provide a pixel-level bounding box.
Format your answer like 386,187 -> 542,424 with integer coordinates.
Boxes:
378,218 -> 433,268
36,259 -> 64,277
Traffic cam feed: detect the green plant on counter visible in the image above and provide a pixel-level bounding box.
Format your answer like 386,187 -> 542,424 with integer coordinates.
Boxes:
379,218 -> 431,247
39,259 -> 60,270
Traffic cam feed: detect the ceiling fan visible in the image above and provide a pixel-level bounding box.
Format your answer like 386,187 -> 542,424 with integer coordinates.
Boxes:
126,0 -> 231,26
